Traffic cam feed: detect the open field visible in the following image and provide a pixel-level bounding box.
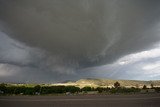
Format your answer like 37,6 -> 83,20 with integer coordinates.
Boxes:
0,94 -> 160,107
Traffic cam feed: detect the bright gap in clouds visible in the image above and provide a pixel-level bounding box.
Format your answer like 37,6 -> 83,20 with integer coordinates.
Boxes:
118,46 -> 160,65
118,44 -> 160,80
84,43 -> 160,80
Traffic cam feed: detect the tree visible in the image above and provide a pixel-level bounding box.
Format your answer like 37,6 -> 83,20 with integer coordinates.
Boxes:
0,83 -> 6,94
65,86 -> 80,93
142,85 -> 147,89
150,84 -> 154,89
96,87 -> 103,93
34,85 -> 41,92
114,81 -> 120,88
81,86 -> 92,92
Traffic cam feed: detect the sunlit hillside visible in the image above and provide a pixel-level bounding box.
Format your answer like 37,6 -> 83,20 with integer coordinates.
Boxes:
53,78 -> 160,88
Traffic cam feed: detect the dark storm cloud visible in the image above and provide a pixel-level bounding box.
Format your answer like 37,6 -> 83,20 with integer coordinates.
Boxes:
0,0 -> 160,82
0,30 -> 77,83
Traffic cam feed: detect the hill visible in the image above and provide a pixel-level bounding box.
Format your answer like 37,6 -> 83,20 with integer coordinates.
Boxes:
53,78 -> 160,88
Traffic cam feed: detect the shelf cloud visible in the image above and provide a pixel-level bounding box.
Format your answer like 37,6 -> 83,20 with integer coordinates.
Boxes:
0,0 -> 160,83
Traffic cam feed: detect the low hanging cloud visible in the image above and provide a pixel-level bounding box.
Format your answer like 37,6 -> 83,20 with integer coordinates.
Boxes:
0,0 -> 160,82
0,31 -> 77,83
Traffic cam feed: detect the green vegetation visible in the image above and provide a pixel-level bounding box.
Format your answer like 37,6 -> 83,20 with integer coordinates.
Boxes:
81,86 -> 92,92
109,87 -> 141,94
0,83 -> 81,95
0,82 -> 160,95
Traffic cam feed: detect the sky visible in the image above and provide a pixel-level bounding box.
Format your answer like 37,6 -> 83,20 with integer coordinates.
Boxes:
0,0 -> 160,83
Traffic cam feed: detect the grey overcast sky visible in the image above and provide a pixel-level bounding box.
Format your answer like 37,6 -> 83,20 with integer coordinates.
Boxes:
0,0 -> 160,83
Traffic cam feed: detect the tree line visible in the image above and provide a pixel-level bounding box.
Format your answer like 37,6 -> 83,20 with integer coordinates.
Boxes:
0,82 -> 160,95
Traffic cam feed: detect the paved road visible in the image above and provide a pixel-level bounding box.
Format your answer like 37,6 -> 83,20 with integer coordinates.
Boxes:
0,94 -> 160,107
